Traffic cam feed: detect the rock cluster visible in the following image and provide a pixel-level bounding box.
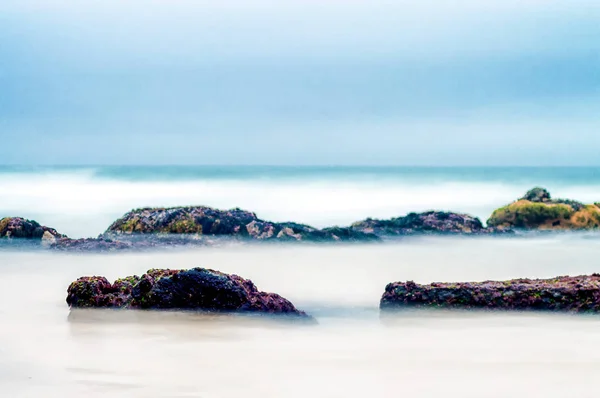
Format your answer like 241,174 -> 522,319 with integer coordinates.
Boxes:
5,186 -> 600,252
105,206 -> 379,243
51,208 -> 491,251
67,267 -> 309,317
381,274 -> 600,312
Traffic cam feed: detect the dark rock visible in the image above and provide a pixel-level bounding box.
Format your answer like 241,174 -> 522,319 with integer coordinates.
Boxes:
250,221 -> 379,242
351,211 -> 494,236
51,237 -> 135,252
106,206 -> 257,236
246,220 -> 332,241
381,274 -> 600,312
105,206 -> 380,243
50,235 -> 217,252
65,276 -> 122,307
0,217 -> 64,241
67,267 -> 309,317
520,187 -> 551,203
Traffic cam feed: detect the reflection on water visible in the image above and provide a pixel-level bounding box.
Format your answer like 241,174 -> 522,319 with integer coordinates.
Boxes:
67,308 -> 316,338
3,237 -> 600,397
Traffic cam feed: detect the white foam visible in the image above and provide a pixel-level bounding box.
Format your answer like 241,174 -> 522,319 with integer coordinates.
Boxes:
1,170 -> 600,237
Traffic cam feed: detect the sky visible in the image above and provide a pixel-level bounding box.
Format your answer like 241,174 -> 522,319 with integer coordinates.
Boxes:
1,0 -> 599,166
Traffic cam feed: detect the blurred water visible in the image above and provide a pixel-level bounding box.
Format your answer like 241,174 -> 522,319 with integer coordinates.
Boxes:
2,166 -> 600,238
2,237 -> 600,397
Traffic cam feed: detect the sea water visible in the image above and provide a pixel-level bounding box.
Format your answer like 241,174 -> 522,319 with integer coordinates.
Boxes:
2,166 -> 600,397
2,165 -> 600,238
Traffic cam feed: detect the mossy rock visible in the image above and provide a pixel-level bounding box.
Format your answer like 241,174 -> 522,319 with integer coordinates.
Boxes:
120,217 -> 142,233
0,218 -> 10,235
164,218 -> 203,234
487,188 -> 600,230
487,200 -> 574,229
105,206 -> 380,242
570,205 -> 600,228
106,206 -> 257,236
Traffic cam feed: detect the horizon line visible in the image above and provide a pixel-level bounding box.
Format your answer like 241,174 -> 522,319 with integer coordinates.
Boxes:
3,164 -> 600,168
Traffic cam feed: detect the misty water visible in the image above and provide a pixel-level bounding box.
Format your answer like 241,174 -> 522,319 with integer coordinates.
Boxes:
3,166 -> 600,238
3,237 -> 600,397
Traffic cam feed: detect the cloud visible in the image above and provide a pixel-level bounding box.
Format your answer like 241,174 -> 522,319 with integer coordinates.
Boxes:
0,0 -> 599,165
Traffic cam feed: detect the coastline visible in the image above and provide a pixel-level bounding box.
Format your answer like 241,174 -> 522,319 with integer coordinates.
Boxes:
2,186 -> 600,252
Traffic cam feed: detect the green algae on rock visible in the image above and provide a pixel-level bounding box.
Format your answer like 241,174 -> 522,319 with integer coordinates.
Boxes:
105,206 -> 379,243
381,274 -> 600,312
486,187 -> 600,230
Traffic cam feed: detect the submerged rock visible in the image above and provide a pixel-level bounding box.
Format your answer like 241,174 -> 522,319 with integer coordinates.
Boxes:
51,237 -> 135,252
0,217 -> 64,240
105,206 -> 380,243
381,274 -> 600,312
50,234 -> 221,252
351,211 -> 499,236
487,187 -> 598,230
67,267 -> 309,317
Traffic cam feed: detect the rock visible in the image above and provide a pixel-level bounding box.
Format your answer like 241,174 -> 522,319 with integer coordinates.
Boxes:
50,234 -> 220,252
253,222 -> 380,242
277,227 -> 302,240
351,211 -> 496,236
66,267 -> 309,317
320,226 -> 382,242
51,237 -> 135,252
487,187 -> 597,230
106,206 -> 257,236
105,206 -> 380,243
380,274 -> 600,312
520,187 -> 551,203
0,217 -> 64,240
246,220 -> 277,239
519,187 -> 585,210
41,231 -> 57,246
66,276 -> 116,307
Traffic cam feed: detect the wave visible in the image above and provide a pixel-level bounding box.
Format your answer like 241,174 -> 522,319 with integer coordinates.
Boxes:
2,167 -> 600,238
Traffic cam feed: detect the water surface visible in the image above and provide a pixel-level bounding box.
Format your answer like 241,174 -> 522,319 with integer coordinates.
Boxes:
2,237 -> 600,397
2,166 -> 600,237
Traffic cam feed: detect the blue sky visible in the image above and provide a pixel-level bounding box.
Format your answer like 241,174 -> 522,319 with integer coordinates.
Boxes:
1,0 -> 599,165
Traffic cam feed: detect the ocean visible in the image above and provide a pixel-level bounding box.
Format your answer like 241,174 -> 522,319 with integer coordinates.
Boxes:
3,165 -> 600,237
3,166 -> 600,397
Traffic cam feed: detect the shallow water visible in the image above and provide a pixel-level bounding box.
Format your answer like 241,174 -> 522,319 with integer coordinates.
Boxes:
2,237 -> 600,397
